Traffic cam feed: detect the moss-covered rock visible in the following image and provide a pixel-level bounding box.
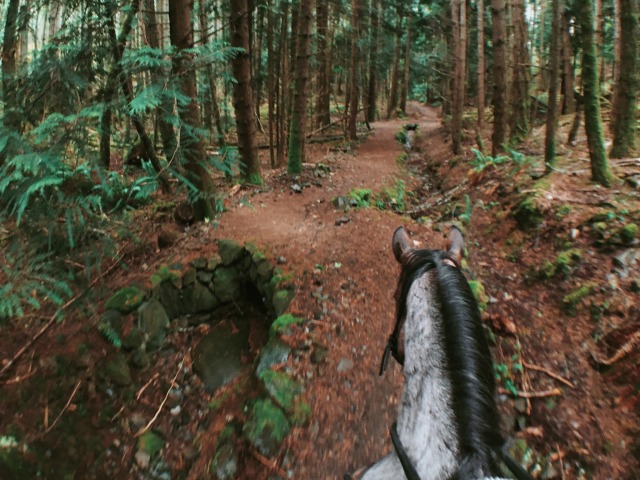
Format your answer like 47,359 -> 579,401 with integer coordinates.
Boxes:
468,280 -> 489,311
137,299 -> 170,350
242,398 -> 290,457
512,196 -> 544,231
272,289 -> 294,316
151,281 -> 182,320
103,352 -> 132,386
218,239 -> 245,266
255,337 -> 291,375
290,400 -> 312,427
190,257 -> 208,270
259,369 -> 304,413
270,314 -> 304,337
207,254 -> 223,271
182,268 -> 197,287
555,249 -> 582,276
212,266 -> 242,303
105,286 -> 146,314
562,283 -> 597,312
137,431 -> 164,457
182,282 -> 220,314
211,441 -> 238,480
150,265 -> 182,289
537,260 -> 557,280
620,223 -> 638,244
122,326 -> 145,351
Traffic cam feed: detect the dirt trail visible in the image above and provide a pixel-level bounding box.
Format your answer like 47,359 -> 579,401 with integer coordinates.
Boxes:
217,103 -> 446,477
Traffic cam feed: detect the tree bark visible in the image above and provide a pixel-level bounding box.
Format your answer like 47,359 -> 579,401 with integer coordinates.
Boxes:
560,11 -> 575,114
347,0 -> 360,140
366,0 -> 381,122
287,0 -> 314,174
510,0 -> 530,141
2,0 -> 21,133
198,0 -> 226,147
315,0 -> 331,128
491,0 -> 508,155
399,10 -> 412,115
578,0 -> 615,186
230,0 -> 262,184
610,0 -> 638,158
276,2 -> 289,166
544,0 -> 561,170
477,0 -> 485,150
267,0 -> 276,167
169,0 -> 215,218
386,5 -> 403,120
452,0 -> 466,154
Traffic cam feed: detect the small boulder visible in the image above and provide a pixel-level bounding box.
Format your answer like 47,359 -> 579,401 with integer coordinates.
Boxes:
243,398 -> 290,457
138,299 -> 170,350
212,266 -> 241,303
103,352 -> 132,386
105,286 -> 146,314
182,282 -> 220,314
217,239 -> 245,266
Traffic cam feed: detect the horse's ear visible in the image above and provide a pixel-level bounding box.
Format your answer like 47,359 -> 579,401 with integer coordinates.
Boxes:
392,227 -> 412,262
447,226 -> 465,264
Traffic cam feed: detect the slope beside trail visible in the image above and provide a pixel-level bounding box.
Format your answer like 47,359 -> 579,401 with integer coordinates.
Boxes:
216,104 -> 444,477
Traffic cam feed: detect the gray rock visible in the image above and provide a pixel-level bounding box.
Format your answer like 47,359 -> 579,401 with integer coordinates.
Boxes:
290,183 -> 303,194
218,239 -> 245,266
135,451 -> 151,470
208,254 -> 223,271
190,257 -> 207,270
335,216 -> 350,226
103,352 -> 132,386
101,310 -> 124,335
212,442 -> 238,480
311,344 -> 329,364
131,349 -> 150,368
212,266 -> 241,303
122,327 -> 145,351
197,270 -> 213,284
331,196 -> 348,211
272,289 -> 294,316
152,282 -> 182,320
256,337 -> 292,375
182,282 -> 220,314
337,358 -> 353,372
138,299 -> 170,351
182,268 -> 197,286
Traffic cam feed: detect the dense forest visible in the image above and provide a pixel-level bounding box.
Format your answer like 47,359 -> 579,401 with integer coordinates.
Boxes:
0,0 -> 638,478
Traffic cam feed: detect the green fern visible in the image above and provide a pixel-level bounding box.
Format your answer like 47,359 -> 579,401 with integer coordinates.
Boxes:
98,321 -> 122,348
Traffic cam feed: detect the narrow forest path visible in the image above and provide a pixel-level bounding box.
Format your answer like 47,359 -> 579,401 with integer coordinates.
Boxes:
215,102 -> 447,477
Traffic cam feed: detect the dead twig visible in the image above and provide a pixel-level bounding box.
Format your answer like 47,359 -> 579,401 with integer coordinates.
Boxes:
499,387 -> 563,398
134,360 -> 183,438
591,329 -> 640,366
136,372 -> 160,401
40,381 -> 82,436
523,361 -> 574,388
249,448 -> 288,479
0,249 -> 125,379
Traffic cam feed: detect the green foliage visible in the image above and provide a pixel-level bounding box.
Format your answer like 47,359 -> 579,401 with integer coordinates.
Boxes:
348,188 -> 372,208
0,245 -> 72,320
458,194 -> 473,224
470,148 -> 510,173
98,321 -> 122,348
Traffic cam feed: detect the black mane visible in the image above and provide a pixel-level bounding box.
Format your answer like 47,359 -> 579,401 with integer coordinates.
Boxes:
395,248 -> 504,478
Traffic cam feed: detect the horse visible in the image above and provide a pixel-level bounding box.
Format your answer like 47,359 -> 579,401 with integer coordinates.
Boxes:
346,227 -> 533,480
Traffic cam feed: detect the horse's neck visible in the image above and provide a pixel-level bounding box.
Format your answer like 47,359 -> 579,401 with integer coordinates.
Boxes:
397,273 -> 459,479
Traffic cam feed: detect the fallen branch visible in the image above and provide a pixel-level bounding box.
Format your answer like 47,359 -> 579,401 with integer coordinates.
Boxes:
591,329 -> 640,366
499,387 -> 563,398
523,361 -> 574,388
0,249 -> 125,379
249,448 -> 288,479
40,381 -> 82,437
136,372 -> 160,401
134,360 -> 183,438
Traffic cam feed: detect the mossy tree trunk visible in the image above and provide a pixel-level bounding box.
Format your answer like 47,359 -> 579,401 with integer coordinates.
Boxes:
169,0 -> 215,218
578,0 -> 615,186
399,10 -> 412,116
347,0 -> 360,141
452,0 -> 466,154
609,0 -> 638,158
510,0 -> 530,142
230,0 -> 262,184
315,0 -> 331,128
544,0 -> 561,170
287,0 -> 314,175
386,5 -> 403,120
491,0 -> 507,156
1,0 -> 21,137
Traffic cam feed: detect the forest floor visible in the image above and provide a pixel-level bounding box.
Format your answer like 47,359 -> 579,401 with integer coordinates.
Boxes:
1,102 -> 639,479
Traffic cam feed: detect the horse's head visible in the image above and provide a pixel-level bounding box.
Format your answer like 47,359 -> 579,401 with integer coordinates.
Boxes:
392,225 -> 464,268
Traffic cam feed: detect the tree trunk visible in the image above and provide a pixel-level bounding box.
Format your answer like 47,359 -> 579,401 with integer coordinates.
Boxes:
198,0 -> 226,147
230,0 -> 262,184
169,0 -> 215,218
2,0 -> 21,133
610,0 -> 638,158
537,0 -> 548,91
276,2 -> 289,166
477,0 -> 485,150
510,0 -> 530,141
315,0 -> 331,127
452,0 -> 466,154
287,0 -> 314,174
560,12 -> 575,114
366,0 -> 381,122
579,0 -> 615,186
399,11 -> 412,115
544,0 -> 561,170
267,0 -> 276,167
386,6 -> 403,120
612,0 -> 622,112
491,0 -> 508,155
143,0 -> 181,163
347,0 -> 360,140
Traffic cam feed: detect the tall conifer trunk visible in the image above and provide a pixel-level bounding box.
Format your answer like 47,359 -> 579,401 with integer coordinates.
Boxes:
477,0 -> 485,150
366,0 -> 381,122
315,0 -> 330,128
230,0 -> 262,184
491,0 -> 507,155
2,0 -> 21,134
544,0 -> 561,170
347,0 -> 360,140
578,0 -> 615,186
287,0 -> 314,174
